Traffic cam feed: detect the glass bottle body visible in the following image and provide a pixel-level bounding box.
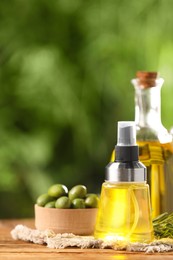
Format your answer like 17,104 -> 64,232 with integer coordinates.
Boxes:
94,181 -> 154,242
132,75 -> 173,218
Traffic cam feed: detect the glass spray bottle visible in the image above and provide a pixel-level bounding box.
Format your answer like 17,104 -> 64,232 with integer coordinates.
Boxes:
94,121 -> 154,243
132,72 -> 173,218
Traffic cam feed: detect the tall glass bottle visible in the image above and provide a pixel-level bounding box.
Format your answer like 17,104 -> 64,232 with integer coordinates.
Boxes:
131,71 -> 173,218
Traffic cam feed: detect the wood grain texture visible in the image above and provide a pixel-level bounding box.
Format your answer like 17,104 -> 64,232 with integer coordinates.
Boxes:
1,219 -> 173,259
35,204 -> 97,235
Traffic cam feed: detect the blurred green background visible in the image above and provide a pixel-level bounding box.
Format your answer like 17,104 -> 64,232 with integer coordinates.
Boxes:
0,0 -> 173,218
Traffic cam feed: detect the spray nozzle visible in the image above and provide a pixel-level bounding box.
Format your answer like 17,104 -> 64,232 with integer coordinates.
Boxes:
117,121 -> 136,146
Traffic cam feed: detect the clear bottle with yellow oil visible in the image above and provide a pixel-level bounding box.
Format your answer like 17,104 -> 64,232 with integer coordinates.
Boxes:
132,72 -> 173,218
94,121 -> 154,243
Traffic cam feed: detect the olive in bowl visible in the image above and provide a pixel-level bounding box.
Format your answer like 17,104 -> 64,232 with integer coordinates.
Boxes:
35,184 -> 99,235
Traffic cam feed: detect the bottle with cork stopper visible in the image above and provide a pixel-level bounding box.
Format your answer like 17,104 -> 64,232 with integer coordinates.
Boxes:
131,71 -> 173,218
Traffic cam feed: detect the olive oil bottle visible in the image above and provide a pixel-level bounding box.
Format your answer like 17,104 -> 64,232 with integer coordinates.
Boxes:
132,72 -> 173,218
94,121 -> 154,242
112,72 -> 173,218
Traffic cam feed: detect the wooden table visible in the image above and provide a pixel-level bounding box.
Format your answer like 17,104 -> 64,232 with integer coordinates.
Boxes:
1,219 -> 173,259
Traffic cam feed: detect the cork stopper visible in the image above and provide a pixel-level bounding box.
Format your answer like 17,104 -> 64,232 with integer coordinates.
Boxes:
136,71 -> 158,88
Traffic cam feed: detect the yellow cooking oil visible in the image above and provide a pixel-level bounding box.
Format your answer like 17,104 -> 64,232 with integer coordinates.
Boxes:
94,181 -> 154,242
111,141 -> 173,218
95,121 -> 154,243
136,141 -> 173,218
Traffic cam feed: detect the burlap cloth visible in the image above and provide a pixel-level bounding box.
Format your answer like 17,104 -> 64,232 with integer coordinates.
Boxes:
11,224 -> 173,253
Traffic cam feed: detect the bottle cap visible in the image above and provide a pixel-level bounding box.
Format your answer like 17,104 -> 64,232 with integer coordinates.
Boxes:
136,71 -> 158,79
136,71 -> 158,88
117,121 -> 136,146
105,121 -> 146,182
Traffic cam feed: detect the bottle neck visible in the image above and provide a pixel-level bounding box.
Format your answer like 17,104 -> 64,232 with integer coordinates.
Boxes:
134,85 -> 162,129
132,77 -> 172,143
132,78 -> 164,130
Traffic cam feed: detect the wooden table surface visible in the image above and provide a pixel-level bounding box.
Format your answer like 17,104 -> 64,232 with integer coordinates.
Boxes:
1,219 -> 173,259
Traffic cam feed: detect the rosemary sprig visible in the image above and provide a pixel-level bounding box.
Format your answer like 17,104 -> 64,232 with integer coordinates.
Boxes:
153,212 -> 173,238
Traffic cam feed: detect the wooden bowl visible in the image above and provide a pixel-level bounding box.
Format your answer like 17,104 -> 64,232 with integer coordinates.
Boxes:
35,204 -> 98,235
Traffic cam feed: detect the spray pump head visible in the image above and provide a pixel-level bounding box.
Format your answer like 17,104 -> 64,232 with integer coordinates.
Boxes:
116,121 -> 138,162
106,121 -> 146,182
117,121 -> 136,146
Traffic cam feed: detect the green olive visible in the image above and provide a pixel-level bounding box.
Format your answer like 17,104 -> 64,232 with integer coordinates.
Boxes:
48,184 -> 68,198
44,200 -> 56,208
55,196 -> 71,209
86,193 -> 99,199
71,198 -> 85,209
68,185 -> 87,200
36,193 -> 53,207
85,194 -> 99,208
